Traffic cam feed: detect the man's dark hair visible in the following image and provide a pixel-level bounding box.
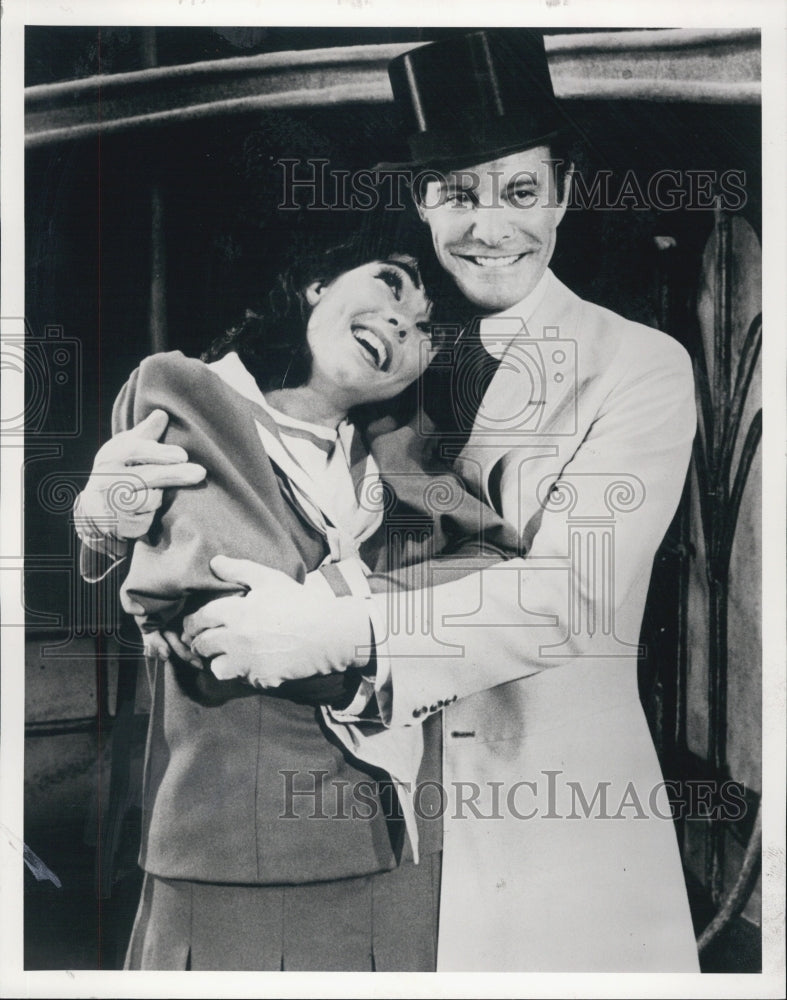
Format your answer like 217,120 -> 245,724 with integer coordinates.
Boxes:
548,130 -> 580,204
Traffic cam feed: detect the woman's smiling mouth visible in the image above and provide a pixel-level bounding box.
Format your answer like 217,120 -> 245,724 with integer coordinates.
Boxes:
352,325 -> 391,371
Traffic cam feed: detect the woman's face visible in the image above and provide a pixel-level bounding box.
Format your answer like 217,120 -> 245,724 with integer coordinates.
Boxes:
304,257 -> 436,408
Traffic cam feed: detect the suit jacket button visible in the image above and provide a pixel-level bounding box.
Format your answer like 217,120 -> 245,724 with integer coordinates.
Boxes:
412,708 -> 422,718
429,704 -> 438,712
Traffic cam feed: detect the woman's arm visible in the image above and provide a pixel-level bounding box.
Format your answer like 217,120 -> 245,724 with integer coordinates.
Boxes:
80,353 -> 359,707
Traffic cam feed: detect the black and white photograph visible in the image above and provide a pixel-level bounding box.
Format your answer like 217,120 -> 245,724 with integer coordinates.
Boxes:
1,1 -> 784,996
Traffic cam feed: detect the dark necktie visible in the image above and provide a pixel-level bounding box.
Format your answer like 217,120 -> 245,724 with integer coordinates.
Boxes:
424,319 -> 503,451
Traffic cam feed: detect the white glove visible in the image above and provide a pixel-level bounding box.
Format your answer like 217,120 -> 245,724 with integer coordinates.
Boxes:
74,409 -> 206,541
181,556 -> 373,688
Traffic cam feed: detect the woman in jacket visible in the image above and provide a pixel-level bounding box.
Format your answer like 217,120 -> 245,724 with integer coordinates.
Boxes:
75,231 -> 518,971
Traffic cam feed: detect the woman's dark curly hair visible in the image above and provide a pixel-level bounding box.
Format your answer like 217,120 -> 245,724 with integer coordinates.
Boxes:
201,219 -> 439,394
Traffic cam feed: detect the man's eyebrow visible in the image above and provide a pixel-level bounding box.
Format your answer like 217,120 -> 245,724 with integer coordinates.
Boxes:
381,258 -> 422,289
508,175 -> 538,188
444,175 -> 477,192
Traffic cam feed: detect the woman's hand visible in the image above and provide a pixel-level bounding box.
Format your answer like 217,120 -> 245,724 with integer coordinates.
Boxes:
74,409 -> 206,541
181,556 -> 373,688
142,628 -> 203,667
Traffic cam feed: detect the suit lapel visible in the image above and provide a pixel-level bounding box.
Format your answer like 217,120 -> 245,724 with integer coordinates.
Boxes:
455,274 -> 582,504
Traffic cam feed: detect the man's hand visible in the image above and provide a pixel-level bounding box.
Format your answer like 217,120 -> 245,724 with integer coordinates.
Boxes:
75,409 -> 206,540
181,556 -> 372,688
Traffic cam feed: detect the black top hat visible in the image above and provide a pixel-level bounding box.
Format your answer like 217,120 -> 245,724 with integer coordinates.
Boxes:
380,29 -> 568,172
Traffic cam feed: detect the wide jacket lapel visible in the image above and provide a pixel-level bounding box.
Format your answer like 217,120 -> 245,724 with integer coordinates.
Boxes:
454,274 -> 582,505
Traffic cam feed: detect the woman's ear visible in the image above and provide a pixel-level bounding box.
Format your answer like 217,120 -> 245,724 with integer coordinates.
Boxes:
304,280 -> 325,307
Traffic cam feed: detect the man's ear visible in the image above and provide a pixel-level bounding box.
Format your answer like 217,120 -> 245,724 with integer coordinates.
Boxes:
304,281 -> 325,307
411,184 -> 428,223
555,163 -> 574,226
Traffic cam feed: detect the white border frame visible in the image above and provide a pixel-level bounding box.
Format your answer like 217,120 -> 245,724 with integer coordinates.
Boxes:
2,2 -> 784,998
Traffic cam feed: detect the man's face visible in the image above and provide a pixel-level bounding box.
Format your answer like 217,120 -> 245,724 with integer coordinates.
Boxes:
417,146 -> 570,312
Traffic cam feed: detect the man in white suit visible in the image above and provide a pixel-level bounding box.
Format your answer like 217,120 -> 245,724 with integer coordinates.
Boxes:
77,30 -> 700,971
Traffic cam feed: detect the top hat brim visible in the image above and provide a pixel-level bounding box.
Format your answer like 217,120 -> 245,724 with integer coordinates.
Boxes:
372,125 -> 569,176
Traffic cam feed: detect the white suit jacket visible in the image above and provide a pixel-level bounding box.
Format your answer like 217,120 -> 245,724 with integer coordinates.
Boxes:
367,269 -> 700,971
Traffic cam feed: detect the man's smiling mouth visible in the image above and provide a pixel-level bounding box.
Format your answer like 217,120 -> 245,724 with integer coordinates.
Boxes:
456,253 -> 529,269
352,326 -> 391,371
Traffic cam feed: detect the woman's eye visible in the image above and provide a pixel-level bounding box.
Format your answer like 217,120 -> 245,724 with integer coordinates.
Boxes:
377,268 -> 403,299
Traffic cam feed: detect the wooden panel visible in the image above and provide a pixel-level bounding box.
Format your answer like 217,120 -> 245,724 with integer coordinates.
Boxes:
25,29 -> 761,147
